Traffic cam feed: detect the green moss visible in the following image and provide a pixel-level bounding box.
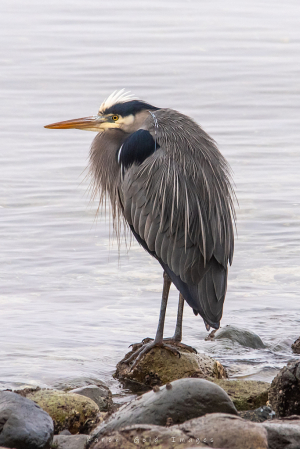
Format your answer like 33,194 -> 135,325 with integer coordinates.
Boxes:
27,389 -> 100,434
209,379 -> 270,411
115,346 -> 227,390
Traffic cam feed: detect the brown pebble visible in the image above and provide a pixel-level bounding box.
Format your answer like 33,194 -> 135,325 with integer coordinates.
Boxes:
166,417 -> 173,427
153,386 -> 160,392
166,383 -> 172,390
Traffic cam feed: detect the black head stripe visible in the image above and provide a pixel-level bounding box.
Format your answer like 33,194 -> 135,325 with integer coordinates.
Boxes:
103,100 -> 158,116
118,129 -> 159,170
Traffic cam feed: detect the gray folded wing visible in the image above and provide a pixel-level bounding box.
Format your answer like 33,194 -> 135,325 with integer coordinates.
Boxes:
120,113 -> 235,328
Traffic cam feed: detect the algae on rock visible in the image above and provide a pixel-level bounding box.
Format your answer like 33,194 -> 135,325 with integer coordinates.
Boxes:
27,389 -> 102,434
268,360 -> 300,417
114,346 -> 227,389
291,336 -> 300,354
210,379 -> 270,411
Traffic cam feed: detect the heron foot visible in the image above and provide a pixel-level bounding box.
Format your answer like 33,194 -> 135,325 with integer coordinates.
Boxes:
124,339 -> 181,371
162,338 -> 197,354
128,337 -> 196,355
128,337 -> 153,348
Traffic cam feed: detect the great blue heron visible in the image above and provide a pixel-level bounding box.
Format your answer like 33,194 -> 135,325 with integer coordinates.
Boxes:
45,90 -> 235,366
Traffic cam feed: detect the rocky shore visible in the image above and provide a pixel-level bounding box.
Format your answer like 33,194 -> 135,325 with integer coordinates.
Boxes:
1,326 -> 300,449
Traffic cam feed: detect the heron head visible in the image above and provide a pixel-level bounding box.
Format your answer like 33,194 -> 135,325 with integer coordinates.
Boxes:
45,89 -> 158,134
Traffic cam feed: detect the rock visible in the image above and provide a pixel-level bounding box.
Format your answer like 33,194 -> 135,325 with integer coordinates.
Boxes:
239,405 -> 276,422
89,423 -> 206,449
89,413 -> 268,449
89,378 -> 237,442
53,377 -> 109,392
206,325 -> 266,349
210,378 -> 270,410
70,385 -> 112,412
291,336 -> 300,354
268,360 -> 300,417
15,386 -> 41,397
180,413 -> 268,449
26,389 -> 102,434
114,345 -> 227,389
0,390 -> 54,449
53,434 -> 88,449
262,416 -> 300,449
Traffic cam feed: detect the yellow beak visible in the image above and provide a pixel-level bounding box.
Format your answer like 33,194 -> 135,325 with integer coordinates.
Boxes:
44,115 -> 106,132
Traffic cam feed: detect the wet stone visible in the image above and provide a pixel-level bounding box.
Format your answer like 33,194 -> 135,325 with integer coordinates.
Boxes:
59,429 -> 72,435
269,360 -> 300,417
89,378 -> 237,442
262,416 -> 300,449
180,413 -> 268,449
291,336 -> 300,354
26,389 -> 101,434
53,377 -> 109,392
89,413 -> 268,449
53,434 -> 88,449
206,325 -> 266,349
70,385 -> 113,412
210,378 -> 270,410
239,405 -> 276,423
0,390 -> 54,449
115,345 -> 227,390
89,424 -> 207,449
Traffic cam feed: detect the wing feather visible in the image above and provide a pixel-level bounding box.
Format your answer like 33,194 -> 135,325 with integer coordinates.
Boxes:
154,228 -> 165,259
146,216 -> 160,252
119,108 -> 235,328
170,245 -> 181,277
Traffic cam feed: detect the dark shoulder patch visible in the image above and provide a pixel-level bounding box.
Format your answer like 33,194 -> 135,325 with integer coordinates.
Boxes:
118,129 -> 159,171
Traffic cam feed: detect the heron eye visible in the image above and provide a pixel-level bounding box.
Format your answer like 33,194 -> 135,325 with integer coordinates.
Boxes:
112,115 -> 119,121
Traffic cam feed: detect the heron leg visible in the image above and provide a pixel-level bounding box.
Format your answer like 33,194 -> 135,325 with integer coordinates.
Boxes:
154,271 -> 171,342
163,293 -> 197,353
173,293 -> 184,342
128,271 -> 171,348
124,272 -> 180,367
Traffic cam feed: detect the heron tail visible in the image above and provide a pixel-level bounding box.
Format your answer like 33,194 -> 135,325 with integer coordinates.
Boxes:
161,257 -> 227,329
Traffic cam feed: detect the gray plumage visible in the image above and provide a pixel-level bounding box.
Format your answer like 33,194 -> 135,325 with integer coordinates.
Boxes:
88,107 -> 235,329
45,90 -> 235,359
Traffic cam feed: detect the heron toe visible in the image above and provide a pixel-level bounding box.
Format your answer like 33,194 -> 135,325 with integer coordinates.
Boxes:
124,340 -> 181,370
162,338 -> 197,354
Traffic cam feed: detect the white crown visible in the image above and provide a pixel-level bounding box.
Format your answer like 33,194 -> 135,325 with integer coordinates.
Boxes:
99,89 -> 137,113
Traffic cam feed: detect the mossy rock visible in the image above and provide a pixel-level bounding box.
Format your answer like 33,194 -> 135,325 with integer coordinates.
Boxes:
209,379 -> 270,411
26,389 -> 102,434
291,337 -> 300,354
114,345 -> 227,390
268,360 -> 300,417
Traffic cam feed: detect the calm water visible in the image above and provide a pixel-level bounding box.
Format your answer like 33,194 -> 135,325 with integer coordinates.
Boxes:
1,0 -> 300,397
